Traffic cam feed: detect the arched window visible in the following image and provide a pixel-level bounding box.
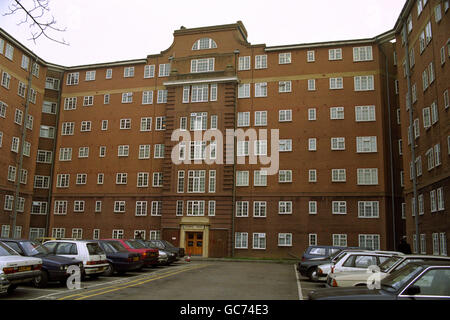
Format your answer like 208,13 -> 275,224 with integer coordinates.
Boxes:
192,38 -> 217,50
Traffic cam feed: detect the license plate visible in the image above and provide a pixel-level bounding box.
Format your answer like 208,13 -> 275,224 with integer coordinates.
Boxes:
18,266 -> 31,272
133,257 -> 139,261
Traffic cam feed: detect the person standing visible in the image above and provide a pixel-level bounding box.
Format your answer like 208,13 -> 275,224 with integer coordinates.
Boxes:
398,236 -> 412,254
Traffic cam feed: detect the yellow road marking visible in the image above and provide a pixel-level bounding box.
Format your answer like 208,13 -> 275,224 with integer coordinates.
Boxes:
57,264 -> 211,300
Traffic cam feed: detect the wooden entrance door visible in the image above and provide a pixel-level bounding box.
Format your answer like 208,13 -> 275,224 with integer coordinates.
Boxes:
185,232 -> 203,256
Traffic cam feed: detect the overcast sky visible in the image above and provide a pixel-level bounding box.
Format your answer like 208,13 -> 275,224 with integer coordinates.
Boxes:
0,0 -> 406,67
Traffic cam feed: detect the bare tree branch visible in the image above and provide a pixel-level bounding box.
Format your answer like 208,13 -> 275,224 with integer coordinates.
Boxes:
3,0 -> 69,45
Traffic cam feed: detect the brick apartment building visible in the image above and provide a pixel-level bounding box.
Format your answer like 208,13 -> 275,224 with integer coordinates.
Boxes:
0,0 -> 447,258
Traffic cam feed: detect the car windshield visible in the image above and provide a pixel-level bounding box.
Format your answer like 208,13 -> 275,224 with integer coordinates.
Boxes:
162,240 -> 174,248
125,240 -> 146,249
379,256 -> 403,273
86,243 -> 105,255
104,241 -> 128,253
0,242 -> 19,256
19,241 -> 50,256
149,241 -> 164,249
381,263 -> 423,292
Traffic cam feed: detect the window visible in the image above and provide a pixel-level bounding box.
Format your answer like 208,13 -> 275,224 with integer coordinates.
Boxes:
255,82 -> 267,97
122,92 -> 133,103
152,172 -> 163,187
80,121 -> 91,132
279,139 -> 292,152
236,171 -> 249,186
192,38 -> 217,50
190,141 -> 206,160
329,48 -> 342,60
309,201 -> 317,214
156,117 -> 166,130
135,201 -> 147,216
308,138 -> 317,151
112,230 -> 124,239
235,232 -> 248,249
279,201 -> 292,214
117,145 -> 129,157
74,200 -> 85,212
208,201 -> 216,216
444,90 -> 449,109
308,108 -> 316,121
97,173 -> 104,184
437,187 -> 445,211
237,112 -> 250,127
144,65 -> 155,78
4,43 -> 14,60
279,81 -> 291,93
177,171 -> 185,193
154,144 -> 164,158
124,67 -> 134,78
142,91 -> 153,104
188,170 -> 206,193
176,201 -> 183,216
2,72 -> 11,89
357,168 -> 379,185
7,166 -> 16,182
78,147 -> 89,158
4,195 -> 14,211
307,50 -> 315,62
106,69 -> 112,79
431,102 -> 438,125
234,201 -> 249,218
279,52 -> 291,64
309,234 -> 317,246
11,137 -> 20,153
85,71 -> 96,81
254,171 -> 267,186
332,169 -> 346,182
76,174 -> 87,185
253,233 -> 266,249
356,136 -> 377,153
120,119 -> 131,130
238,84 -> 250,98
309,169 -> 317,183
116,173 -> 127,185
425,21 -> 432,44
254,140 -> 267,156
238,56 -> 250,70
114,201 -> 126,213
255,55 -> 267,69
358,201 -> 379,218
14,109 -> 23,125
210,115 -> 218,130
359,235 -> 380,250
307,79 -> 316,91
18,82 -> 26,97
186,201 -> 205,216
329,77 -> 343,89
37,150 -> 52,163
191,58 -> 215,73
0,102 -> 6,118
430,190 -> 437,213
331,137 -> 345,150
434,144 -> 441,167
353,46 -> 373,61
59,148 -> 72,161
64,97 -> 77,110
354,76 -> 374,91
255,111 -> 267,126
66,72 -> 79,85
56,174 -> 70,188
279,170 -> 292,183
355,105 -> 376,122
278,233 -> 292,247
138,145 -> 150,159
333,234 -> 348,247
158,64 -> 170,77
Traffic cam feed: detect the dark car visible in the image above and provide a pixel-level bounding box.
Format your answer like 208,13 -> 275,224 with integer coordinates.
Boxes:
92,240 -> 143,276
301,245 -> 348,262
148,240 -> 185,259
102,239 -> 158,267
0,238 -> 83,288
134,239 -> 177,265
308,261 -> 450,300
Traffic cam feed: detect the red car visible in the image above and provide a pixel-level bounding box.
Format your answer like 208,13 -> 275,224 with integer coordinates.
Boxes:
102,239 -> 158,267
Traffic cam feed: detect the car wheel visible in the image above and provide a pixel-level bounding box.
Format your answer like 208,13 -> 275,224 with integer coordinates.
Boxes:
33,270 -> 49,288
103,263 -> 115,277
7,284 -> 18,294
307,268 -> 319,282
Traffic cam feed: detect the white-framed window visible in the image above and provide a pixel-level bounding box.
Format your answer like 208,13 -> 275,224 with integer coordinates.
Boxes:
329,77 -> 343,89
124,66 -> 134,78
238,56 -> 250,70
1,71 -> 11,89
36,150 -> 53,164
190,112 -> 207,130
254,140 -> 267,156
192,37 -> 217,50
186,200 -> 205,216
105,68 -> 112,79
354,76 -> 374,91
54,200 -> 68,215
279,52 -> 291,64
177,171 -> 185,193
64,97 -> 77,110
120,119 -> 131,130
99,146 -> 106,158
144,65 -> 155,78
308,138 -> 317,151
11,136 -> 20,153
74,200 -> 85,212
279,139 -> 292,152
236,171 -> 249,186
137,172 -> 149,187
355,105 -> 376,122
176,200 -> 183,216
75,173 -> 87,185
278,109 -> 292,122
353,46 -> 373,61
333,234 -> 348,247
52,228 -> 66,238
236,201 -> 249,217
208,200 -> 216,216
332,169 -> 346,182
279,81 -> 291,93
78,147 -> 89,158
255,82 -> 267,97
278,170 -> 292,183
152,172 -> 163,187
309,201 -> 317,214
331,137 -> 345,150
154,144 -> 165,158
255,55 -> 267,69
358,201 -> 379,218
191,84 -> 209,102
40,125 -> 56,138
329,48 -> 342,60
437,187 -> 445,211
208,170 -> 216,193
356,136 -> 377,153
112,229 -> 124,239
309,234 -> 317,246
29,228 -> 46,240
116,173 -> 128,185
97,173 -> 104,185
66,72 -> 79,85
308,108 -> 316,121
135,201 -> 148,216
253,233 -> 266,249
156,117 -> 166,130
114,201 -> 126,213
307,50 -> 315,62
80,121 -> 91,132
56,174 -> 70,188
238,83 -> 250,98
121,92 -> 133,103
59,148 -> 72,161
357,168 -> 379,185
278,233 -> 292,247
444,90 -> 449,109
191,58 -> 215,73
235,232 -> 248,249
309,169 -> 317,183
307,79 -> 316,91
440,233 -> 447,256
85,70 -> 96,81
279,201 -> 292,214
255,111 -> 267,126
138,145 -> 151,160
158,63 -> 170,77
142,91 -> 153,104
237,112 -> 250,127
359,234 -> 380,251
187,170 -> 206,193
4,195 -> 14,211
254,170 -> 267,186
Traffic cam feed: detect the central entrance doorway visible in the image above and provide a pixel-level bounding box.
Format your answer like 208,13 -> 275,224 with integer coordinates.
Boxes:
185,232 -> 203,256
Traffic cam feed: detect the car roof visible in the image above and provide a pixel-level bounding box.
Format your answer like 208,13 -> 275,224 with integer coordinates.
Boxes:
401,254 -> 450,259
44,239 -> 97,243
407,261 -> 450,267
0,238 -> 31,242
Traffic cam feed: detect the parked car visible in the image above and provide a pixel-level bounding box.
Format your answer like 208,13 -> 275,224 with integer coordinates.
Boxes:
102,239 -> 158,267
92,240 -> 143,276
297,247 -> 362,281
0,241 -> 42,294
327,254 -> 450,288
0,238 -> 84,288
300,245 -> 347,262
322,251 -> 403,287
148,240 -> 185,259
134,239 -> 176,266
42,240 -> 108,278
308,261 -> 450,300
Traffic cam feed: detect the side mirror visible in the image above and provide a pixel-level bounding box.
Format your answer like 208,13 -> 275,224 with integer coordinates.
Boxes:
405,285 -> 421,296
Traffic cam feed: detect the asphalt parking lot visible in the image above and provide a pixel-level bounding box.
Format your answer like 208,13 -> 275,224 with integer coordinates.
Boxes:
2,259 -> 324,300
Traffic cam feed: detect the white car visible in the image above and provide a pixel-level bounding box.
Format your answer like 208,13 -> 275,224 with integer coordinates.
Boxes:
323,250 -> 403,287
0,241 -> 42,295
315,249 -> 370,279
327,254 -> 450,288
43,240 -> 108,278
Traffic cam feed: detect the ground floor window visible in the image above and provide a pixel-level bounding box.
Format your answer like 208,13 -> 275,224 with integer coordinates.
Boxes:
359,234 -> 380,250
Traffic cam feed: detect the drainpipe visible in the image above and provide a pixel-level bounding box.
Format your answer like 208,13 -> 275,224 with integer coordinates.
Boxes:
231,49 -> 239,257
378,44 -> 397,250
402,23 -> 420,253
11,56 -> 36,238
